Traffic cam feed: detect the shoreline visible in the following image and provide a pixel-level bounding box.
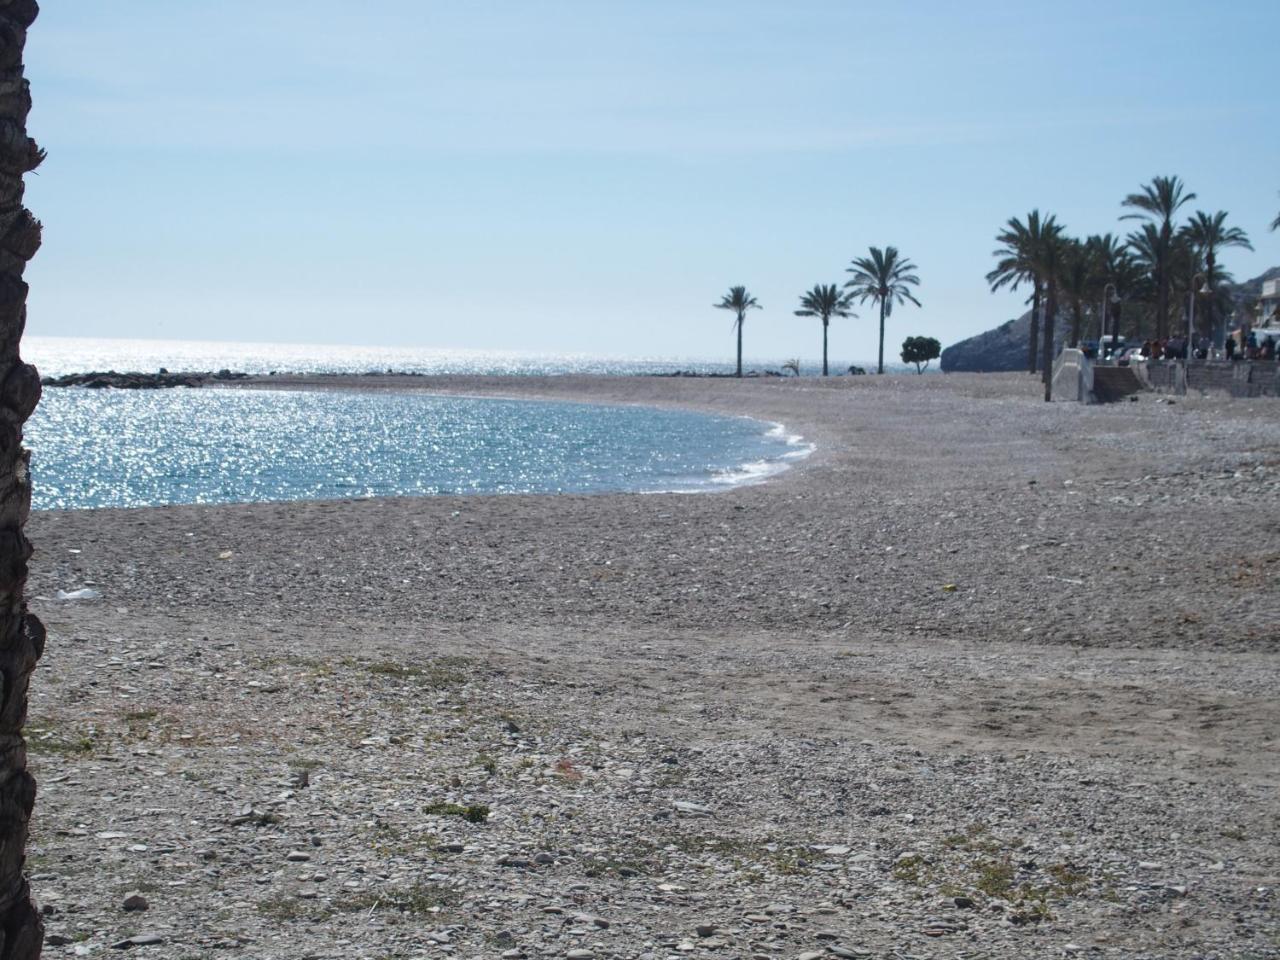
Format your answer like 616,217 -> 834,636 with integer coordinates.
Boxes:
25,372 -> 1280,958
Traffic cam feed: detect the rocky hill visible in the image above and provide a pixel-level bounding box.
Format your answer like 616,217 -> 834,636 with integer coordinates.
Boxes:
940,265 -> 1279,373
939,308 -> 1068,373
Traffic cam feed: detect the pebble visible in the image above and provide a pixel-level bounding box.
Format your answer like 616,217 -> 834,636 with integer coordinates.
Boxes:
110,934 -> 164,949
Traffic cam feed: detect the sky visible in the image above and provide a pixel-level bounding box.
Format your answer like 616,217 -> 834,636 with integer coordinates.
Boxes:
22,0 -> 1280,365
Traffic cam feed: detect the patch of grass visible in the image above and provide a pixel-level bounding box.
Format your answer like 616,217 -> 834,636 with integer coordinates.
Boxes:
423,801 -> 489,823
122,709 -> 158,723
334,882 -> 457,916
1045,862 -> 1089,896
256,894 -> 331,923
943,823 -> 1003,854
25,720 -> 94,757
1220,825 -> 1247,841
669,834 -> 811,877
893,854 -> 929,885
474,753 -> 498,776
358,656 -> 470,687
973,856 -> 1015,897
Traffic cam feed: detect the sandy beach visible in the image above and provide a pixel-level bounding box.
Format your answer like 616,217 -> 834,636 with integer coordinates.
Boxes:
23,372 -> 1280,959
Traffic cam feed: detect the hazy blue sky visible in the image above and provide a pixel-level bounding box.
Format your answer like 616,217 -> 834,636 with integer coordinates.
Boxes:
23,1 -> 1280,365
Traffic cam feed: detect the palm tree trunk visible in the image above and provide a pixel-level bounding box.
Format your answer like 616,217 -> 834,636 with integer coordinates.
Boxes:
877,299 -> 886,374
822,319 -> 828,376
1206,250 -> 1218,346
1027,284 -> 1041,374
0,2 -> 46,957
1041,281 -> 1058,399
1070,298 -> 1084,348
735,316 -> 742,378
1156,262 -> 1168,340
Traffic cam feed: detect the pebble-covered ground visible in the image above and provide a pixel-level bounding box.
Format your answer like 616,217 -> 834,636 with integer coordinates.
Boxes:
24,372 -> 1280,959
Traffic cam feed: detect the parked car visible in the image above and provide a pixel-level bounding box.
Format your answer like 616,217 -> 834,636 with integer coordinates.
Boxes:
1115,346 -> 1145,366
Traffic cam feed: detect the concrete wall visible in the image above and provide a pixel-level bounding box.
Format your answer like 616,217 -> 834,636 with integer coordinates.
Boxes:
1142,359 -> 1280,398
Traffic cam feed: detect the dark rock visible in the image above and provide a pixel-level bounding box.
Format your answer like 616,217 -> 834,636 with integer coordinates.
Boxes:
41,370 -> 212,389
111,934 -> 164,949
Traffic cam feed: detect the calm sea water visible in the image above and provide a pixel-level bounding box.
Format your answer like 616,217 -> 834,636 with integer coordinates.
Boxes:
24,336 -> 875,379
27,388 -> 811,510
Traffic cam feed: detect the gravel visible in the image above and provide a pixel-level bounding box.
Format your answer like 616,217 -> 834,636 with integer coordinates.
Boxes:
24,372 -> 1280,959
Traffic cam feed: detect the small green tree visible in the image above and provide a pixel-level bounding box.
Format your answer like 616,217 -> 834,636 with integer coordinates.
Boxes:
900,336 -> 941,373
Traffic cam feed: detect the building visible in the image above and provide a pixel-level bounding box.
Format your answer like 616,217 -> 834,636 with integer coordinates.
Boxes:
1260,279 -> 1280,330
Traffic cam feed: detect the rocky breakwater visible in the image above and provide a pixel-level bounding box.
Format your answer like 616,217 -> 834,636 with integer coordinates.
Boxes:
41,369 -> 250,389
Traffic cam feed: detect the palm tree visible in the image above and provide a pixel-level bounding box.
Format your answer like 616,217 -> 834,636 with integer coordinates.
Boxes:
1121,175 -> 1196,338
0,1 -> 46,955
1058,237 -> 1093,348
1181,211 -> 1252,342
1087,233 -> 1144,345
1035,227 -> 1069,398
714,286 -> 760,378
794,284 -> 857,376
986,211 -> 1060,374
844,246 -> 921,374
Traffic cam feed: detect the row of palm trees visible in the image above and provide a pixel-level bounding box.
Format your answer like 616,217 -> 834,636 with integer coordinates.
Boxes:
715,246 -> 922,377
988,176 -> 1263,387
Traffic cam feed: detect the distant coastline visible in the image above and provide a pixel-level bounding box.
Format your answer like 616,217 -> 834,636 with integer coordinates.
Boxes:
25,334 -> 901,381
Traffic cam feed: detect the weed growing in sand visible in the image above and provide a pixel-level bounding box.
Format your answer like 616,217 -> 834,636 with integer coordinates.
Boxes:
423,801 -> 489,823
358,657 -> 470,687
256,894 -> 331,923
334,882 -> 457,916
973,856 -> 1015,897
25,719 -> 94,757
893,854 -> 931,885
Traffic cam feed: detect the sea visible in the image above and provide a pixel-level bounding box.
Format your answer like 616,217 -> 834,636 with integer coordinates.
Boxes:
24,337 -> 816,510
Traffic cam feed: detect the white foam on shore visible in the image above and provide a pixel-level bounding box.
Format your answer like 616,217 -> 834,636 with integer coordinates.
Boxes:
709,422 -> 815,487
646,418 -> 815,494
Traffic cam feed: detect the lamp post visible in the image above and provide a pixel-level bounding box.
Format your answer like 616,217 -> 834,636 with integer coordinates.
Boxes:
1099,283 -> 1119,360
1186,272 -> 1209,391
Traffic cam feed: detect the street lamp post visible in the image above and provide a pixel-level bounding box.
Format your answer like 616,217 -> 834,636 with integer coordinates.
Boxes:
1099,283 -> 1119,360
1186,272 -> 1209,391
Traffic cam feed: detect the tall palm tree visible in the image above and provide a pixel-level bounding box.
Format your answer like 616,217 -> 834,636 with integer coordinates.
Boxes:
1058,237 -> 1092,348
986,210 -> 1060,374
1087,233 -> 1144,345
1035,227 -> 1069,398
0,1 -> 46,956
714,286 -> 760,378
794,284 -> 857,376
844,246 -> 921,374
1121,175 -> 1196,338
1181,211 -> 1252,342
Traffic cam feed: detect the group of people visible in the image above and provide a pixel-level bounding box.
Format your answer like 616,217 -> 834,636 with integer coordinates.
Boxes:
1224,331 -> 1278,361
1137,337 -> 1204,361
1130,334 -> 1278,362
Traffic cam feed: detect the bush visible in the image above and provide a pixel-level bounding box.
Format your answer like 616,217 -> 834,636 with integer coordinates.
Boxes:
901,336 -> 941,373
